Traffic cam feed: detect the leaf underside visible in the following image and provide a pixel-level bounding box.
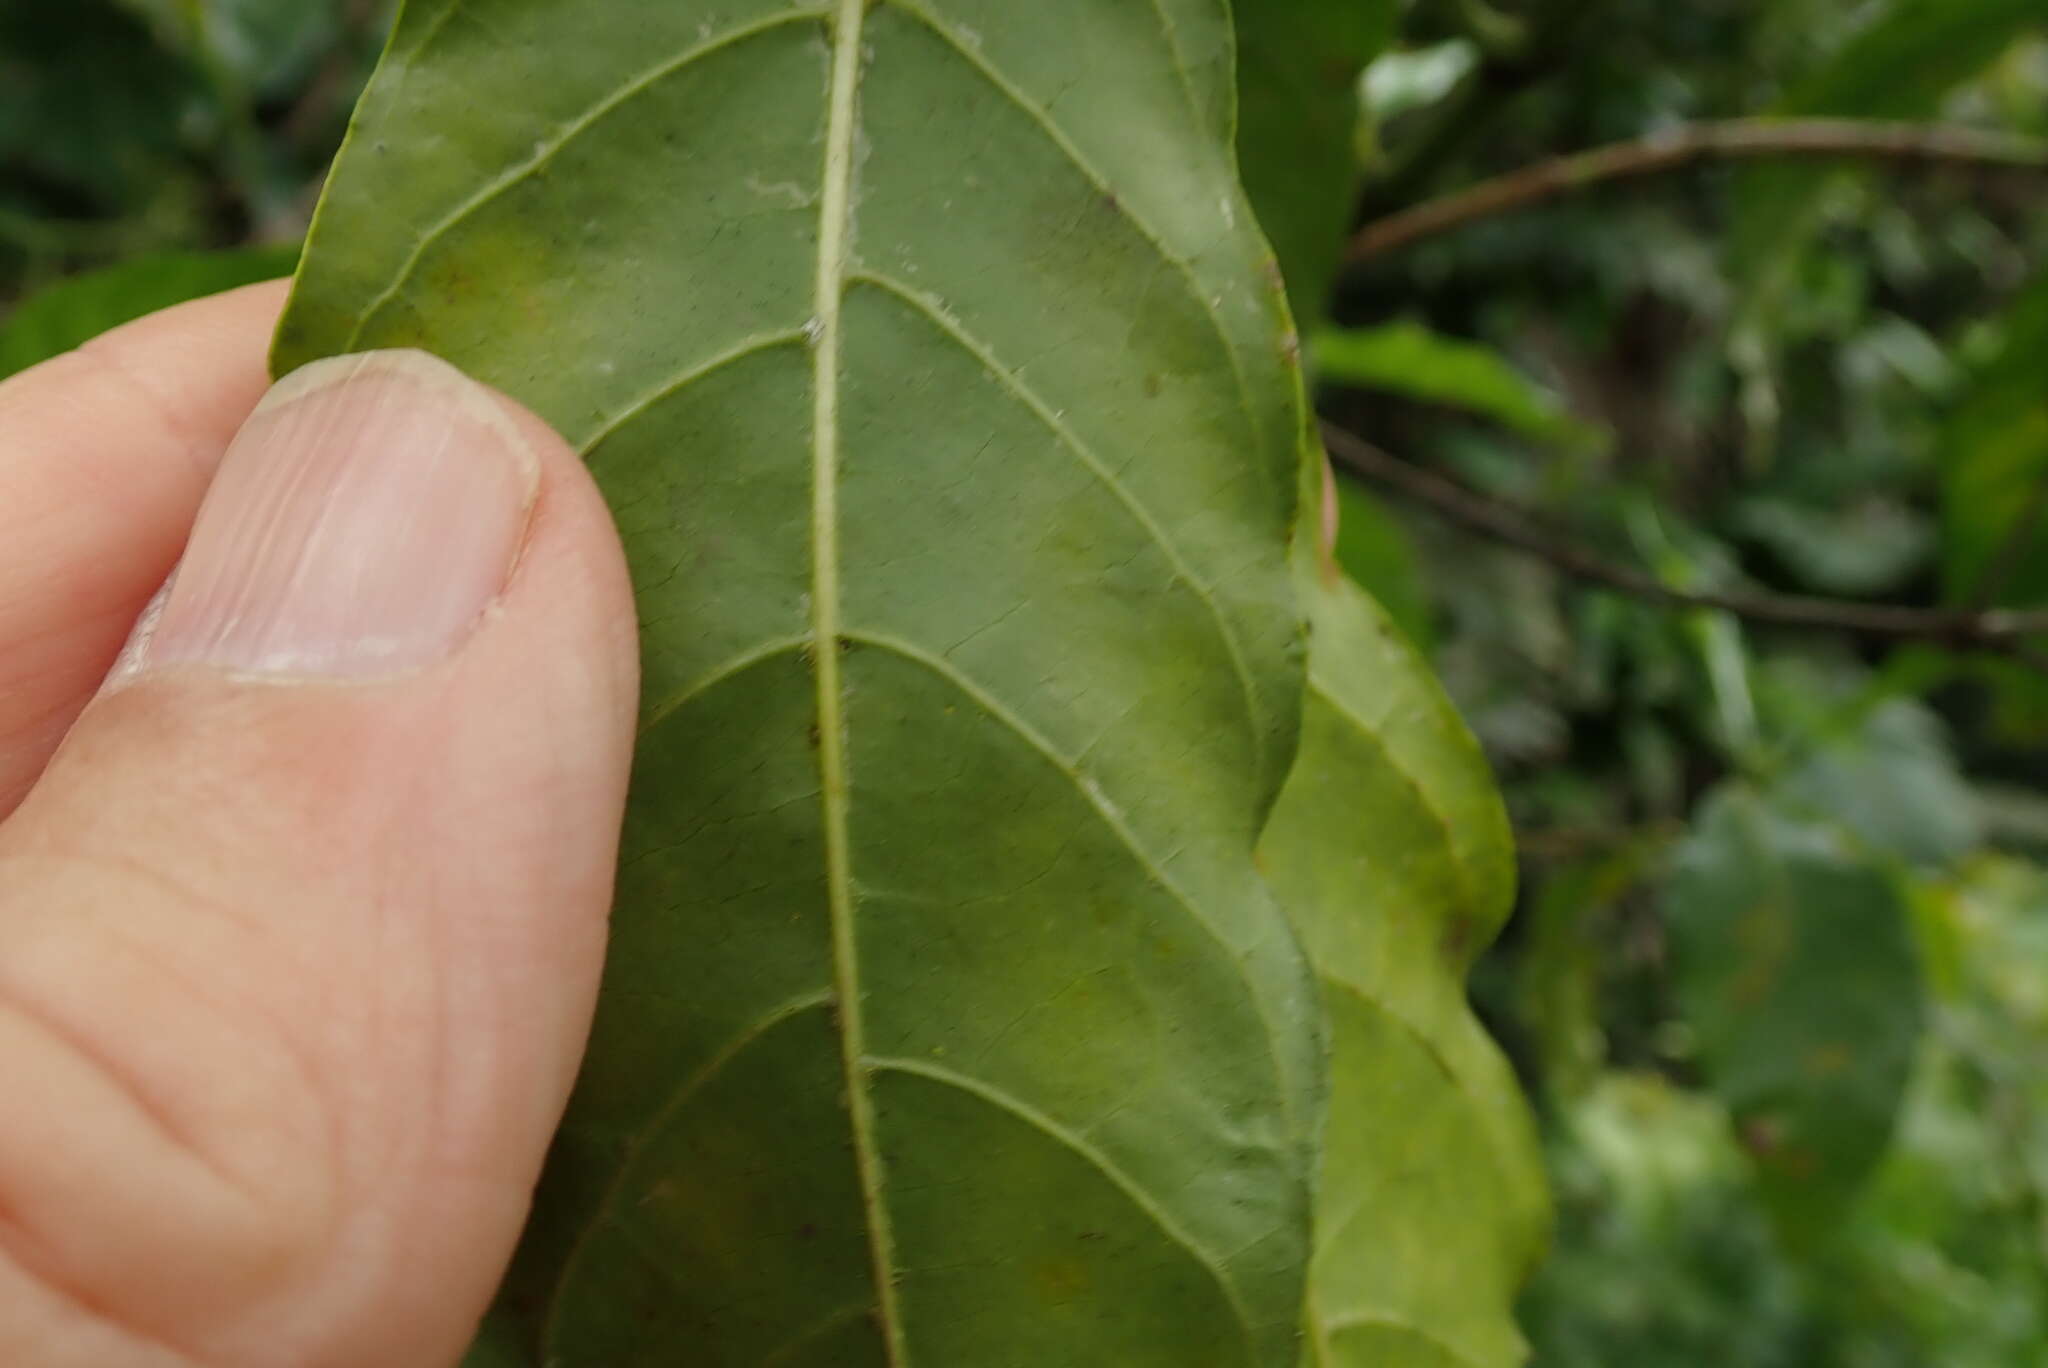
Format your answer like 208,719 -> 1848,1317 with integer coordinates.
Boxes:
279,2 -> 1323,1364
1261,574 -> 1549,1368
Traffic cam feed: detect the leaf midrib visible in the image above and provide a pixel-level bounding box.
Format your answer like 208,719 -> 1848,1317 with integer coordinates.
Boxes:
810,1 -> 908,1363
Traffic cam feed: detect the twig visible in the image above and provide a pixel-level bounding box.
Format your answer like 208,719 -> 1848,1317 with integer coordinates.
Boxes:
1349,119 -> 2048,261
1320,422 -> 2048,656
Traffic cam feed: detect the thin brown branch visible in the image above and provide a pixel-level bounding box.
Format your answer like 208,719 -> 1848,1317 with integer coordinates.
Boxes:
1321,422 -> 2048,656
1349,118 -> 2048,261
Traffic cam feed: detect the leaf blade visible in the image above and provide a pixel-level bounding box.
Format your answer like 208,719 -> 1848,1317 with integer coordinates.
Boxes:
1262,574 -> 1548,1368
279,2 -> 1322,1363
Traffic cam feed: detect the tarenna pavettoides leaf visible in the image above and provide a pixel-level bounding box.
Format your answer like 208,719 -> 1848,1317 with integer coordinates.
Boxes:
279,1 -> 1327,1363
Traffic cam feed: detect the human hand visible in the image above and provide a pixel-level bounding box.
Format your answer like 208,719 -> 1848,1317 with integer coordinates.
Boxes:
0,282 -> 639,1367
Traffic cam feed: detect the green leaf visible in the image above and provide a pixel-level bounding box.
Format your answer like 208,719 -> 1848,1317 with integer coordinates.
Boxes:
1666,788 -> 1925,1241
114,0 -> 338,94
1233,0 -> 1398,321
1773,0 -> 2044,121
1331,476 -> 1433,650
279,2 -> 1321,1363
1938,271 -> 2048,735
0,245 -> 299,380
1773,699 -> 1982,871
1262,572 -> 1548,1368
459,1312 -> 527,1368
1943,270 -> 2048,605
1728,495 -> 1933,597
1731,0 -> 2045,350
1312,321 -> 1605,450
0,0 -> 204,212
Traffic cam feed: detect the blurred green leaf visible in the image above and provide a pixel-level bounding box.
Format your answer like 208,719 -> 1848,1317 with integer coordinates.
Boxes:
1776,698 -> 1984,869
1944,271 -> 2048,608
1833,858 -> 2048,1362
0,245 -> 300,379
1666,788 -> 1925,1242
1732,0 -> 2045,371
1729,494 -> 1934,596
1518,837 -> 1673,1103
1314,320 -> 1606,449
1521,1074 -> 1807,1368
0,1 -> 203,212
1262,571 -> 1547,1367
459,1313 -> 525,1368
1332,475 -> 1433,649
116,0 -> 338,95
1234,0 -> 1399,320
1778,0 -> 2043,117
1940,271 -> 2048,741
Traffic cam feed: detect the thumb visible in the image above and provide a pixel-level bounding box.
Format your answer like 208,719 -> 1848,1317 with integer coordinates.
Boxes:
0,351 -> 639,1368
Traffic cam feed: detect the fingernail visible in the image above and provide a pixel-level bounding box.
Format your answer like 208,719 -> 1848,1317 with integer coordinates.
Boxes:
129,350 -> 538,682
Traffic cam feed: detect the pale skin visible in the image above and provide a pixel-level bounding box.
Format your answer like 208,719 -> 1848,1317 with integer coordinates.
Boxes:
0,282 -> 640,1366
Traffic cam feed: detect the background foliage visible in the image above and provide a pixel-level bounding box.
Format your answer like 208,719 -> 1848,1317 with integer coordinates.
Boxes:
4,0 -> 2046,1362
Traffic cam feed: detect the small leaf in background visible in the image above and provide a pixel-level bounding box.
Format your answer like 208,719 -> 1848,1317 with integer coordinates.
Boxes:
1233,0 -> 1399,321
1313,320 -> 1606,449
1666,789 -> 1924,1242
1774,698 -> 1983,870
115,0 -> 339,95
0,245 -> 300,379
281,2 -> 1320,1361
1728,494 -> 1934,597
1361,40 -> 1482,125
1263,573 -> 1548,1367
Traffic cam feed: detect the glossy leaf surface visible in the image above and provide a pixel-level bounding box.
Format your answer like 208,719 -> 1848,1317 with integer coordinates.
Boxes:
280,2 -> 1322,1363
1262,572 -> 1548,1367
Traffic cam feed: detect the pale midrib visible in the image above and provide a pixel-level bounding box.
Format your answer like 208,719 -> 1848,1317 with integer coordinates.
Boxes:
811,1 -> 908,1364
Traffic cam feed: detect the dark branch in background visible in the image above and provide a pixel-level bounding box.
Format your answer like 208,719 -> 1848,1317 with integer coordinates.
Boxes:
1349,119 -> 2048,261
1354,0 -> 1600,227
1320,422 -> 2048,665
